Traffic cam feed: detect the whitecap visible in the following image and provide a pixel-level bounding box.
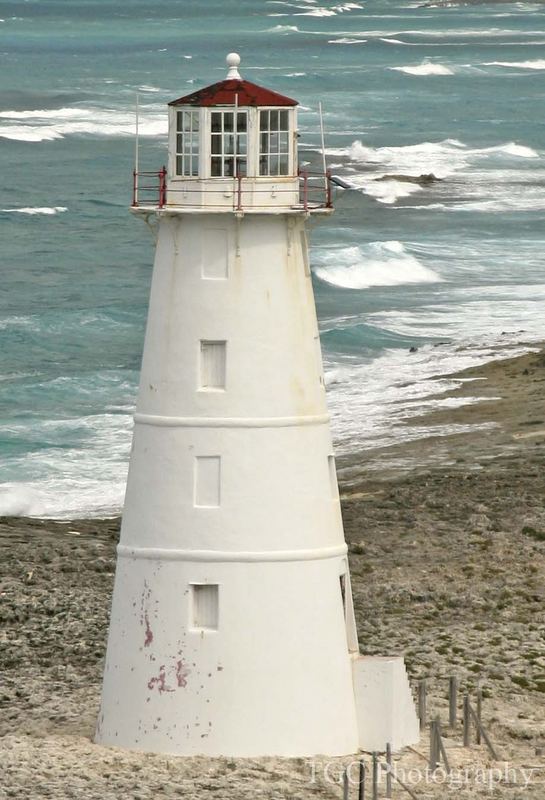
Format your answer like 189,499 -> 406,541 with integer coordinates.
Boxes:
295,8 -> 337,15
2,206 -> 67,215
391,62 -> 454,76
328,37 -> 367,44
484,59 -> 545,70
267,24 -> 299,31
313,241 -> 441,289
0,105 -> 167,142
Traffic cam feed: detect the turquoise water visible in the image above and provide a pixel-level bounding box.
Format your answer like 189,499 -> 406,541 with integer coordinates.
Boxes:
1,0 -> 544,517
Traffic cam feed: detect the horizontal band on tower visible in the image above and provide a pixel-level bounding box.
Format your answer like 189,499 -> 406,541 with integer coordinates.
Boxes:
134,412 -> 330,429
117,543 -> 347,563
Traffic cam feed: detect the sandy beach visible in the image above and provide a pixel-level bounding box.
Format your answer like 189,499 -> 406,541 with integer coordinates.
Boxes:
1,345 -> 544,798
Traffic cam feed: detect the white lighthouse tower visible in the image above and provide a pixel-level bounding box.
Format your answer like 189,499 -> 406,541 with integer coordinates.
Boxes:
96,54 -> 419,757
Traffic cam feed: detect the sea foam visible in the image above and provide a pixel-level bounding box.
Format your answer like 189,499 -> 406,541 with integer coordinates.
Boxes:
484,59 -> 545,70
0,106 -> 167,142
2,206 -> 67,215
391,62 -> 454,76
313,241 -> 441,289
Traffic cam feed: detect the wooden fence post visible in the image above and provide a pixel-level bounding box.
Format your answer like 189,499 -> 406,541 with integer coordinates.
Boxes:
449,676 -> 458,728
372,752 -> 378,800
476,687 -> 482,745
418,679 -> 427,731
385,742 -> 392,799
463,694 -> 471,747
358,758 -> 365,800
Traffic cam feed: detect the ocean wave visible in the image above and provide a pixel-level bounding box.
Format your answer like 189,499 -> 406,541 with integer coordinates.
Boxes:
313,241 -> 441,289
267,24 -> 299,32
328,37 -> 367,44
483,59 -> 545,70
391,62 -> 454,76
326,139 -> 540,181
295,8 -> 338,15
1,206 -> 67,215
0,105 -> 166,142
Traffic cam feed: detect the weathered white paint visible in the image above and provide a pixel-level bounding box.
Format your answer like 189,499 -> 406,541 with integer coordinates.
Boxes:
97,65 -> 419,757
352,656 -> 420,752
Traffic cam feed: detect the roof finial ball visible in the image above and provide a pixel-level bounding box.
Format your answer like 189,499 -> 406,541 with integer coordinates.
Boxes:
226,52 -> 242,80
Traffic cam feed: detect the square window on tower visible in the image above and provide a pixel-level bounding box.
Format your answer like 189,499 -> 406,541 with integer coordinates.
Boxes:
199,340 -> 227,390
190,584 -> 219,631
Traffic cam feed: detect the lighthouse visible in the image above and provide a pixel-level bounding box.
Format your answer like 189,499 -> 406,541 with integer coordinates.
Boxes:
96,54 -> 419,757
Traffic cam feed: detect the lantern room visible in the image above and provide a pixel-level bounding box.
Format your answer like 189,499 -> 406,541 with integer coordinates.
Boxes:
132,54 -> 332,213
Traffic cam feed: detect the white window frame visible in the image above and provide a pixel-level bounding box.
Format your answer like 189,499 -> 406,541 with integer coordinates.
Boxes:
209,109 -> 248,178
175,110 -> 200,177
259,108 -> 291,177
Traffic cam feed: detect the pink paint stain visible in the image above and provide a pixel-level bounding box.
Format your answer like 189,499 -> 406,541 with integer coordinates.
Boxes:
176,659 -> 191,688
147,665 -> 174,694
144,613 -> 153,647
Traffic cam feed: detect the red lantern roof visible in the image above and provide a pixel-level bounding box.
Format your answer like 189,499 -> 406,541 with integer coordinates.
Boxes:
169,79 -> 298,108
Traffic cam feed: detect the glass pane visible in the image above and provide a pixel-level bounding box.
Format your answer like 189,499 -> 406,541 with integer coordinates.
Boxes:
211,157 -> 222,176
270,110 -> 279,130
191,112 -> 199,131
270,154 -> 279,174
259,156 -> 269,176
280,110 -> 289,130
224,157 -> 234,177
191,132 -> 199,151
279,154 -> 289,175
270,132 -> 279,153
211,134 -> 222,154
183,112 -> 193,131
176,155 -> 184,175
260,110 -> 269,131
237,112 -> 247,132
177,134 -> 184,153
237,134 -> 247,155
177,111 -> 183,132
279,132 -> 289,152
236,157 -> 247,177
224,134 -> 234,155
211,112 -> 222,133
260,132 -> 268,153
191,156 -> 199,176
223,112 -> 234,132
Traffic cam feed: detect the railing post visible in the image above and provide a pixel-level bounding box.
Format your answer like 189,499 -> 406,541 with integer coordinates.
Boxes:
326,168 -> 332,208
159,165 -> 167,208
132,168 -> 138,207
236,173 -> 243,211
303,170 -> 308,211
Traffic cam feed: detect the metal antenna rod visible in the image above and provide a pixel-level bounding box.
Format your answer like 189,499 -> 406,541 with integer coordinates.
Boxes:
318,101 -> 328,193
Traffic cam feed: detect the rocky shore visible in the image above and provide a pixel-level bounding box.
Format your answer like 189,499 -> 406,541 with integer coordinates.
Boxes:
1,347 -> 544,798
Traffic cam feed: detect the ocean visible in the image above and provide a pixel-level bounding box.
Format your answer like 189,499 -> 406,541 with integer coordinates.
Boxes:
0,0 -> 544,518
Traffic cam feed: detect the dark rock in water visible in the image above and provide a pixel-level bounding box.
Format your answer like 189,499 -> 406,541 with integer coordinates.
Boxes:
409,346 -> 418,353
374,173 -> 441,186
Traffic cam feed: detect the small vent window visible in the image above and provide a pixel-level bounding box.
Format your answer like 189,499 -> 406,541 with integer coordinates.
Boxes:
191,584 -> 219,630
176,110 -> 199,177
259,109 -> 290,176
199,340 -> 227,390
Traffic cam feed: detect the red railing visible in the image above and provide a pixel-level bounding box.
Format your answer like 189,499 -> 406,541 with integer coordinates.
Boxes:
132,166 -> 167,208
132,168 -> 333,211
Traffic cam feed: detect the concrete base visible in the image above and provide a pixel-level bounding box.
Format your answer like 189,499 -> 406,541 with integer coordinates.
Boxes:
352,656 -> 420,752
